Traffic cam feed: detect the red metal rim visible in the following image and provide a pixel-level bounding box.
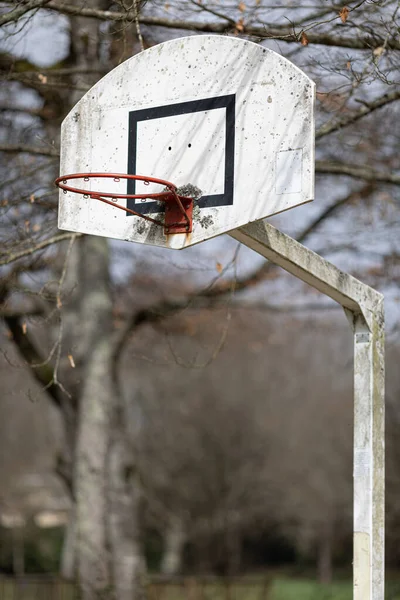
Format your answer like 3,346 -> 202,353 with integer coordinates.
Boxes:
55,172 -> 180,201
55,172 -> 193,233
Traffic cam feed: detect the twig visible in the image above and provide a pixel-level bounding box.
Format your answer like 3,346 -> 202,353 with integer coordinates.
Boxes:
164,245 -> 240,369
134,0 -> 145,51
188,0 -> 236,25
50,234 -> 78,397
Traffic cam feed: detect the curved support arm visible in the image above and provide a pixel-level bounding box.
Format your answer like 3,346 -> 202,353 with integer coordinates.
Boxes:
230,220 -> 385,600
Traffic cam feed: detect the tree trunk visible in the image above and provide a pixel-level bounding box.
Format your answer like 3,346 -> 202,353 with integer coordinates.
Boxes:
56,4 -> 147,596
62,222 -> 147,600
75,341 -> 113,598
160,517 -> 186,575
72,236 -> 113,599
317,524 -> 333,584
108,414 -> 147,600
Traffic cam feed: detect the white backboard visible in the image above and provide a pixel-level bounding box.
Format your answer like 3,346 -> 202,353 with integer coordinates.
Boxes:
58,35 -> 315,249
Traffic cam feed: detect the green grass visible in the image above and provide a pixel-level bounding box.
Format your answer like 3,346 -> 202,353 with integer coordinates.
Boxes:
272,579 -> 400,600
271,579 -> 352,600
1,577 -> 400,600
150,578 -> 400,600
150,579 -> 351,600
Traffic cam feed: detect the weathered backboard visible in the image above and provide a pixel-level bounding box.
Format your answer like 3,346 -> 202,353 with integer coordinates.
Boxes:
58,35 -> 315,249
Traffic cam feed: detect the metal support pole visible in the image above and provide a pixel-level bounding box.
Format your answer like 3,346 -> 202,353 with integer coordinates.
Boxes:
345,310 -> 385,600
230,221 -> 384,600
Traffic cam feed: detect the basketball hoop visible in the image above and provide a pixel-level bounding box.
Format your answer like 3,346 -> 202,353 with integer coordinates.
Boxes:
55,173 -> 193,234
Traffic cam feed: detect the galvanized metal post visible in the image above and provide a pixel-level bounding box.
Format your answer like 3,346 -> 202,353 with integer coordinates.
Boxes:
345,309 -> 385,600
230,221 -> 384,600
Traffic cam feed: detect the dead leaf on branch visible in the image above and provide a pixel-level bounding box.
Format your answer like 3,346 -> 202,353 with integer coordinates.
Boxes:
316,91 -> 349,112
373,46 -> 385,58
38,73 -> 47,84
339,6 -> 349,23
238,1 -> 246,12
235,18 -> 245,32
216,262 -> 223,273
300,32 -> 309,46
367,265 -> 383,277
68,354 -> 76,368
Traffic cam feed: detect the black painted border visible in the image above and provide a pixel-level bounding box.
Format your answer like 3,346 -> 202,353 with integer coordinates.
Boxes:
127,94 -> 235,215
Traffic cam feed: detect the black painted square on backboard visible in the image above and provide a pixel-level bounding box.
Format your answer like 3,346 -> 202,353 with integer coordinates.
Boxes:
127,94 -> 235,215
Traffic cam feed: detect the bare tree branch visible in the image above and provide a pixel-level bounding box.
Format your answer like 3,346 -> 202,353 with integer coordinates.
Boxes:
232,301 -> 340,313
0,105 -> 51,119
2,315 -> 62,408
0,233 -> 82,267
2,73 -> 90,93
111,185 -> 373,362
188,0 -> 236,25
0,0 -> 51,26
295,184 -> 374,242
316,90 -> 400,139
316,161 -> 400,185
0,144 -> 59,157
0,308 -> 43,318
44,2 -> 400,50
35,67 -> 107,76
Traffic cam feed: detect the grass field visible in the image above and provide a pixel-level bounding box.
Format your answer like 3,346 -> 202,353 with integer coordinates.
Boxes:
1,576 -> 400,600
150,578 -> 400,600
